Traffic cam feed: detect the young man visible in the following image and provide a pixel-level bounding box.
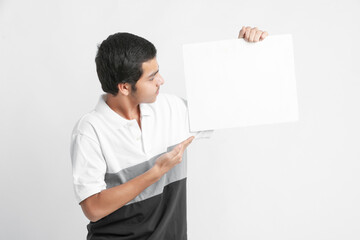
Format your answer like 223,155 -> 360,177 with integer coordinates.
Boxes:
70,26 -> 268,240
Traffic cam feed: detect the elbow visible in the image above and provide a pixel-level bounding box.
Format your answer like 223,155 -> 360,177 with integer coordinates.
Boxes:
85,210 -> 101,223
84,213 -> 98,223
80,194 -> 103,222
88,215 -> 101,223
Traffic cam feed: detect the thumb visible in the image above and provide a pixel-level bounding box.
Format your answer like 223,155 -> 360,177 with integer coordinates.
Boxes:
238,26 -> 246,39
166,145 -> 181,159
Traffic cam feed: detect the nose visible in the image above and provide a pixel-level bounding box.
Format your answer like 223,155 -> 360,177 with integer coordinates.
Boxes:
156,73 -> 165,86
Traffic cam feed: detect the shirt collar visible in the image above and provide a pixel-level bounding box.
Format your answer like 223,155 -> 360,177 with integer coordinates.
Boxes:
95,94 -> 152,129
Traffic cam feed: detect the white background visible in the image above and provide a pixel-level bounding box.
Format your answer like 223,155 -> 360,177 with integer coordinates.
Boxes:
0,0 -> 359,239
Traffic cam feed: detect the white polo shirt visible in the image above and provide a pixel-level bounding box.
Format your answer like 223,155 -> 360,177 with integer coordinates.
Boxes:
70,92 -> 213,204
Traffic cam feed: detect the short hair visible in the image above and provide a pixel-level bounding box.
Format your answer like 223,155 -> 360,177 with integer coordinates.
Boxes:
95,32 -> 157,96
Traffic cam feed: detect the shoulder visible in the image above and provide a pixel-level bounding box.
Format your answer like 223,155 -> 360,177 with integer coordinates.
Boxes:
71,111 -> 101,141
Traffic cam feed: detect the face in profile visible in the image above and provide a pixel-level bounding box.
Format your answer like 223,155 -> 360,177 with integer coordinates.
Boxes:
131,57 -> 165,103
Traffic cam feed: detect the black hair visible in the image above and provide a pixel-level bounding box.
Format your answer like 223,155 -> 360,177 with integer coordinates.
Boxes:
95,32 -> 157,96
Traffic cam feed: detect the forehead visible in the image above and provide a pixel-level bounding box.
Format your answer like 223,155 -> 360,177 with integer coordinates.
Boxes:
141,58 -> 158,74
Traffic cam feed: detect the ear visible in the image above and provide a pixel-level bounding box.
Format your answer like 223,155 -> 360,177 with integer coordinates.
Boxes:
117,83 -> 132,96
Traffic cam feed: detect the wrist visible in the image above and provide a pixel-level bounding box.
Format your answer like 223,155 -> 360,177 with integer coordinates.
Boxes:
149,165 -> 163,182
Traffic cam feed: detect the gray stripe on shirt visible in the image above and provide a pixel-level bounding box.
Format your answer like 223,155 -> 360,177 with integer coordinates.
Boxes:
104,144 -> 187,205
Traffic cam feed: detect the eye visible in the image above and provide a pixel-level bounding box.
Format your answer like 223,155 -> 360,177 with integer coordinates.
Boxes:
149,78 -> 154,81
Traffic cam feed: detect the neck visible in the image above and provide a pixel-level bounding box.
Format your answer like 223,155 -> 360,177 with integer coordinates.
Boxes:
105,93 -> 140,120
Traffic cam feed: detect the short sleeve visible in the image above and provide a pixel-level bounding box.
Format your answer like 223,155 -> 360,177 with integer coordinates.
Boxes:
70,133 -> 107,204
177,96 -> 214,140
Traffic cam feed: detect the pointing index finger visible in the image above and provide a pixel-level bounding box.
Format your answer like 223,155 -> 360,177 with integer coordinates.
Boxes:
181,136 -> 195,149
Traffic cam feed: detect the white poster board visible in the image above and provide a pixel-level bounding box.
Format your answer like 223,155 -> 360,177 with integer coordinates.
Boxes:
182,34 -> 299,131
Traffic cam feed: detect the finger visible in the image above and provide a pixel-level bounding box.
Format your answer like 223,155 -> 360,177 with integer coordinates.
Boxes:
178,138 -> 194,154
182,139 -> 193,151
254,30 -> 262,42
238,26 -> 246,38
172,136 -> 193,155
186,135 -> 195,143
260,31 -> 268,41
180,136 -> 195,145
176,140 -> 192,162
168,145 -> 181,158
249,27 -> 258,42
175,136 -> 194,156
245,27 -> 251,41
173,145 -> 184,161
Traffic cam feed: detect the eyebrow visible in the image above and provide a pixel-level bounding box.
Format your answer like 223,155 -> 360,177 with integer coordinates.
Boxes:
148,68 -> 159,78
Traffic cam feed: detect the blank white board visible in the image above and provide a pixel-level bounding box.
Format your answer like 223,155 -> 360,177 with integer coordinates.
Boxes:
182,34 -> 299,131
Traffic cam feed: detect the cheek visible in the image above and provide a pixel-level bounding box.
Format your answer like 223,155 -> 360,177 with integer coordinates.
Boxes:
138,82 -> 154,95
147,81 -> 156,90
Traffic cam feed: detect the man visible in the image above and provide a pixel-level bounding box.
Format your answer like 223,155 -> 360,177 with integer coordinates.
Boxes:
70,26 -> 268,240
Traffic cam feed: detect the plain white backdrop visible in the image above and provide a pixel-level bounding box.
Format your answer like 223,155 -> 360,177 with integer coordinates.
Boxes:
0,0 -> 359,239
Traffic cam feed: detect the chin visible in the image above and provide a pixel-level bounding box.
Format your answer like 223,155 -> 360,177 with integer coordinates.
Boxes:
145,96 -> 157,104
